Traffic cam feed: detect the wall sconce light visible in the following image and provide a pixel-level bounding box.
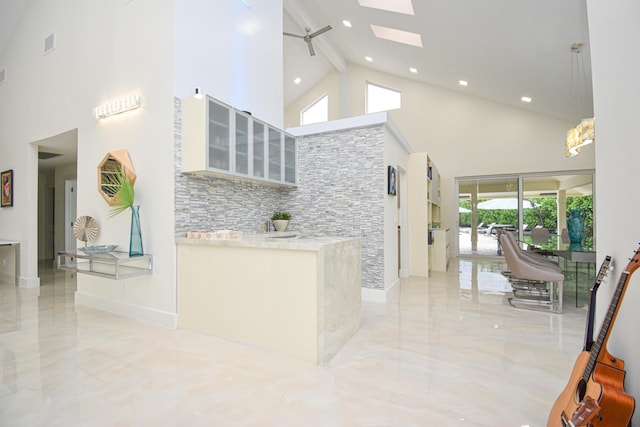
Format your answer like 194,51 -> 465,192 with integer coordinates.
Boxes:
93,94 -> 141,119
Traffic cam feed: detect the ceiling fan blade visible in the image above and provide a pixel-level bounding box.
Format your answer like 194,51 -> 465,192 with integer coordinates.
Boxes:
309,25 -> 332,38
283,32 -> 304,38
308,41 -> 315,56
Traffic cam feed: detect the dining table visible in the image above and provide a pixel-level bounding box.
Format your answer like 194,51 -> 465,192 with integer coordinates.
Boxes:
528,240 -> 595,308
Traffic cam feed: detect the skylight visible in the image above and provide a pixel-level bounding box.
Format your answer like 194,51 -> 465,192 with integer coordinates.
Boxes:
358,0 -> 414,15
370,25 -> 423,48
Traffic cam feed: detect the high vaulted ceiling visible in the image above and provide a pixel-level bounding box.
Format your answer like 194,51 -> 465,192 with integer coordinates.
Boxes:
283,0 -> 593,124
1,0 -> 592,125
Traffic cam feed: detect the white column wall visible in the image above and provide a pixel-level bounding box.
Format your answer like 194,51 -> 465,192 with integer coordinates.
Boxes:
174,0 -> 284,128
383,126 -> 411,293
587,0 -> 640,421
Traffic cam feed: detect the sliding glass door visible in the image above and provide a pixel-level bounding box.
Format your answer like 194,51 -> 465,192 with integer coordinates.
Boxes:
457,171 -> 594,256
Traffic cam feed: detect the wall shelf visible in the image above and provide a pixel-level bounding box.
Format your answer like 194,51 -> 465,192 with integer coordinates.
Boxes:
57,250 -> 153,280
409,153 -> 447,276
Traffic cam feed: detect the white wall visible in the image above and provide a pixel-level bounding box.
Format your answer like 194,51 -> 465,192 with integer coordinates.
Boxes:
174,0 -> 284,128
0,0 -> 177,324
383,126 -> 411,291
587,0 -> 640,421
286,65 -> 596,246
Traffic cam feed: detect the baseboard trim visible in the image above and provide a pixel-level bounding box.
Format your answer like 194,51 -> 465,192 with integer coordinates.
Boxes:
19,276 -> 40,288
75,291 -> 177,329
361,279 -> 399,303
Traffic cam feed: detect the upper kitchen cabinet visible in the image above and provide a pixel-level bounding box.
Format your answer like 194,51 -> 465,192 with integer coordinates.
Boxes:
182,94 -> 296,186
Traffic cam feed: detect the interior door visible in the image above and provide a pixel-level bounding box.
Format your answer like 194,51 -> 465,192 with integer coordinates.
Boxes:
65,179 -> 77,251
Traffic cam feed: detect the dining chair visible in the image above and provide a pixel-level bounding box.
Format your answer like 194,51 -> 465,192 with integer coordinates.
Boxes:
499,232 -> 564,313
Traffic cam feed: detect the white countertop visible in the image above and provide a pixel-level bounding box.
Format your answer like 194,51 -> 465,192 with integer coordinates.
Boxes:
175,233 -> 359,251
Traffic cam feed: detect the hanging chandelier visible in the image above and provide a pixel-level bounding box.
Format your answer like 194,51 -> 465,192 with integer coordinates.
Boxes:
565,42 -> 595,157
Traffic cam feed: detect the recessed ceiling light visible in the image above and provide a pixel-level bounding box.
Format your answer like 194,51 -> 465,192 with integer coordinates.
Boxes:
370,25 -> 423,48
342,20 -> 352,28
459,80 -> 468,87
409,67 -> 417,73
521,96 -> 532,103
365,56 -> 373,62
294,77 -> 301,84
358,0 -> 415,15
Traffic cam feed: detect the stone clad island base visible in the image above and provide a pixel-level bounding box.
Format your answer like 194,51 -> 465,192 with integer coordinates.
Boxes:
176,236 -> 361,364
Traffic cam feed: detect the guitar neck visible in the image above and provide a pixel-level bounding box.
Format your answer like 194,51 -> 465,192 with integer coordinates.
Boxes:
583,256 -> 611,351
583,269 -> 631,382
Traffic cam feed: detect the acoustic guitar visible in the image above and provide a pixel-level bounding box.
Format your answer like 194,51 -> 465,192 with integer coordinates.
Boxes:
547,250 -> 637,427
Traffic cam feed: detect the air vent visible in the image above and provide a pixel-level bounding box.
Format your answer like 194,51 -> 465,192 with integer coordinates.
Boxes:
38,151 -> 62,160
44,32 -> 55,55
0,68 -> 5,85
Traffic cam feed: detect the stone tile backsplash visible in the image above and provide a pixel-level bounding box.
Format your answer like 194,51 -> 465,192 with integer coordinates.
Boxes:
174,97 -> 385,289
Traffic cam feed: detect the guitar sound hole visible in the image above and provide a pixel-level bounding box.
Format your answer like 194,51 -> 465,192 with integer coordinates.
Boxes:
575,378 -> 587,402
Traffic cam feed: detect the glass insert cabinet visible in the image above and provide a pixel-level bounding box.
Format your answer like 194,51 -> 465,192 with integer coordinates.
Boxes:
181,94 -> 296,186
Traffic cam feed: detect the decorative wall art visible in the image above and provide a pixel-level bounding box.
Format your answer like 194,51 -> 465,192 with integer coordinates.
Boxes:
1,169 -> 13,207
387,165 -> 397,196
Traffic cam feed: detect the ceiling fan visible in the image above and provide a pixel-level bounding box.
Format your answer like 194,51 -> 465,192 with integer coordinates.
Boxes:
283,25 -> 332,56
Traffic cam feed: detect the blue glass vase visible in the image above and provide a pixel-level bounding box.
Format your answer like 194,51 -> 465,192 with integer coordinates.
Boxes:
567,209 -> 584,244
129,205 -> 144,257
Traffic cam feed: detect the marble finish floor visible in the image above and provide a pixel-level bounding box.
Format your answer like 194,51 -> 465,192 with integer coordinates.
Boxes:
0,258 -> 588,426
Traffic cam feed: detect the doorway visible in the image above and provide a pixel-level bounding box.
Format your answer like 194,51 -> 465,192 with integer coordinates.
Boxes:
65,179 -> 77,251
34,129 -> 78,269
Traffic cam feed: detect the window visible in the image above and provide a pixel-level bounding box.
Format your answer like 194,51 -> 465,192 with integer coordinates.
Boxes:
366,82 -> 401,113
301,95 -> 328,125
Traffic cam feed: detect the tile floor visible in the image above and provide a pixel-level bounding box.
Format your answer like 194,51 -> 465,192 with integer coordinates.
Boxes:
0,258 -> 588,426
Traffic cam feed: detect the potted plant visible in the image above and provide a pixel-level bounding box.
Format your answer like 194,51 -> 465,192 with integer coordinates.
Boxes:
270,211 -> 291,232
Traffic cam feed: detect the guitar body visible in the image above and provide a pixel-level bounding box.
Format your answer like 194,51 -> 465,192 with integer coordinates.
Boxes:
590,363 -> 635,426
547,352 -> 599,427
547,352 -> 634,426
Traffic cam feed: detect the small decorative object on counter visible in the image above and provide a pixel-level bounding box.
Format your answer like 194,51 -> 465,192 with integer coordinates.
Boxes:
270,211 -> 291,232
187,230 -> 243,240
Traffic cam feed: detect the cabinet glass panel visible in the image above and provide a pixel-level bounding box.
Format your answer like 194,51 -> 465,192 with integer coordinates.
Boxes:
235,112 -> 249,175
253,120 -> 265,178
284,135 -> 296,184
208,100 -> 230,171
268,127 -> 281,181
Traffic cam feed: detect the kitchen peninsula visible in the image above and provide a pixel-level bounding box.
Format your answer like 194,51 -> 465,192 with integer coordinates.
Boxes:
176,235 -> 361,364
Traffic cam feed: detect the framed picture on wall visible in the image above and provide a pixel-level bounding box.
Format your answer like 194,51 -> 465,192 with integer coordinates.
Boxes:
387,165 -> 397,196
1,170 -> 13,207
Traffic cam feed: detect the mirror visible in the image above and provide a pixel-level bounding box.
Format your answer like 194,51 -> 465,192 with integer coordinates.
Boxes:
98,149 -> 136,206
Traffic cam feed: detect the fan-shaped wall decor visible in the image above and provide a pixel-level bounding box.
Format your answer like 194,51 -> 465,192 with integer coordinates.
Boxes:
97,149 -> 137,206
73,216 -> 99,244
